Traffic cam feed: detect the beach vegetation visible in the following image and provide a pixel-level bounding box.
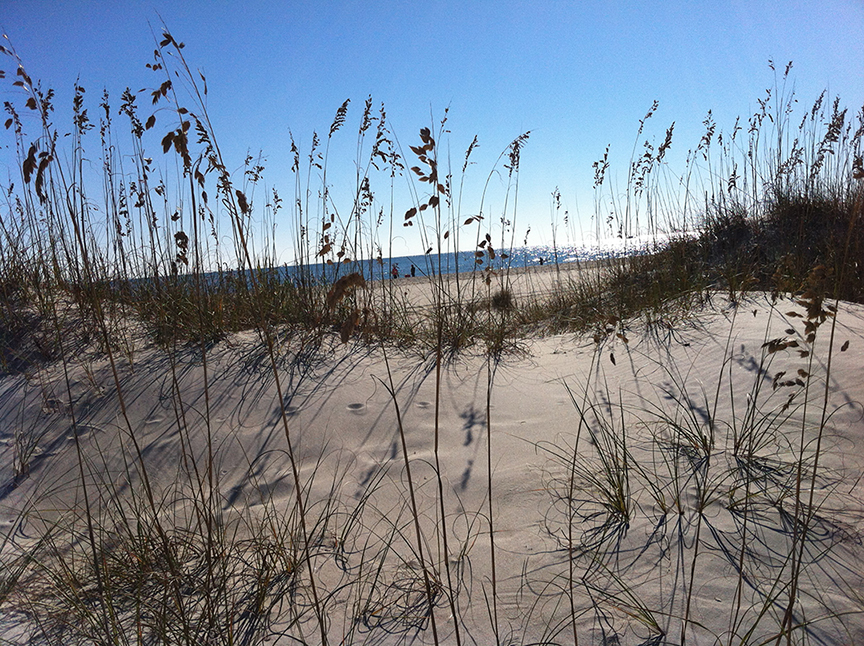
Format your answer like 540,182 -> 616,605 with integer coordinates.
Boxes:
0,33 -> 862,645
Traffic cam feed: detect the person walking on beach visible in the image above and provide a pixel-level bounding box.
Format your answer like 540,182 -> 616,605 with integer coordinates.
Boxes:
410,264 -> 416,277
391,264 -> 399,279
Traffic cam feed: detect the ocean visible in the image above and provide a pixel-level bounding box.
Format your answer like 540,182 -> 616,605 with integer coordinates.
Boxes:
282,236 -> 667,283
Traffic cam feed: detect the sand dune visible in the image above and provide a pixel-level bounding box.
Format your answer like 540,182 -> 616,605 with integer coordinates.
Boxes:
1,290 -> 863,644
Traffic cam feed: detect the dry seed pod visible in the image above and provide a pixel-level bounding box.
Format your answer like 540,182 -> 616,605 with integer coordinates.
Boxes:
326,272 -> 366,310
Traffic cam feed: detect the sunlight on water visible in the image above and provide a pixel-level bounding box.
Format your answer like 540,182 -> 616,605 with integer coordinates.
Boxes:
279,233 -> 680,282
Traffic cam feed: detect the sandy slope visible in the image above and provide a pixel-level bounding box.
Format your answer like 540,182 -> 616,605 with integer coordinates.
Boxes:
1,292 -> 863,645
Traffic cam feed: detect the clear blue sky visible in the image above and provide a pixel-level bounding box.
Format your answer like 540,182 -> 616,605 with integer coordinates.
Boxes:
2,1 -> 863,257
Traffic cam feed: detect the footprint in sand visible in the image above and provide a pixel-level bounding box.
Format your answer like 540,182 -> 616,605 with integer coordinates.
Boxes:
66,424 -> 99,441
347,402 -> 366,415
415,401 -> 432,410
42,398 -> 69,415
283,405 -> 301,416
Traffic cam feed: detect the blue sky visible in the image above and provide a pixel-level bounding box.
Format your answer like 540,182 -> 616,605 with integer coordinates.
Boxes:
2,1 -> 863,257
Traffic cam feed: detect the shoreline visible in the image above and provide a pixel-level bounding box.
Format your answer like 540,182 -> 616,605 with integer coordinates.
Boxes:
378,257 -> 608,308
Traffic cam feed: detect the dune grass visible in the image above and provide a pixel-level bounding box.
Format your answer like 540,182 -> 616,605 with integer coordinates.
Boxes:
0,33 -> 863,645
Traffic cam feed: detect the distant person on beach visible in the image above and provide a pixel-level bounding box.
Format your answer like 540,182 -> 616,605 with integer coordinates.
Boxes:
539,257 -> 544,265
410,264 -> 416,277
391,264 -> 398,279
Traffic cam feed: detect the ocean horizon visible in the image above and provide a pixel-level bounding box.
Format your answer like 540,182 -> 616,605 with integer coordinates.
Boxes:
279,235 -> 672,284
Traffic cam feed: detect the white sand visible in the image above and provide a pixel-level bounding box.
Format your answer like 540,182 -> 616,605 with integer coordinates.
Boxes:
1,290 -> 863,645
367,258 -> 605,316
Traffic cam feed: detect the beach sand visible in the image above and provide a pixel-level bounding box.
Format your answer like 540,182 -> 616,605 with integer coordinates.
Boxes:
382,258 -> 604,306
1,275 -> 863,644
